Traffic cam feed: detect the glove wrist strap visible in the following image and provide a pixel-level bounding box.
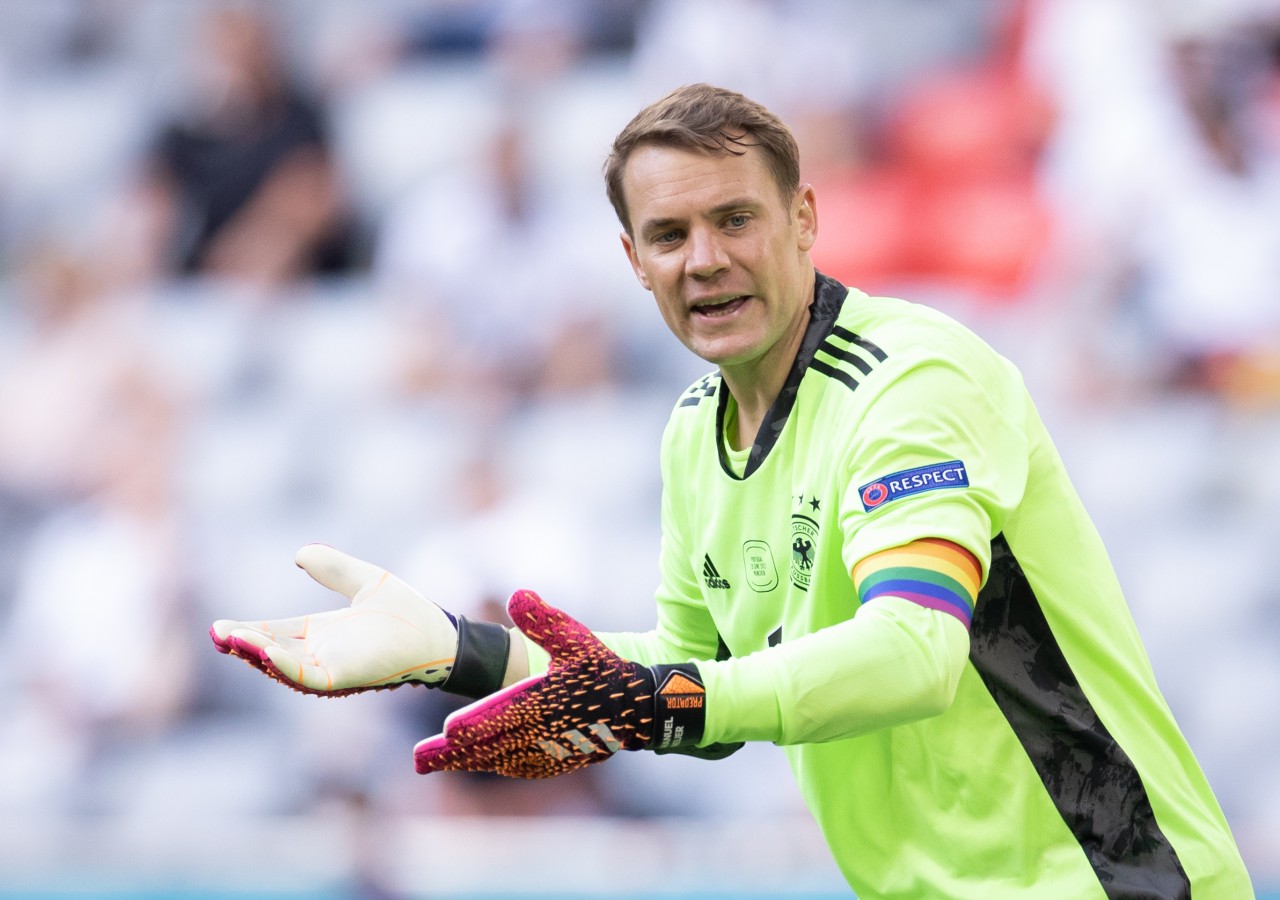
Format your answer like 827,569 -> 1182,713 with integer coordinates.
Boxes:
443,616 -> 511,699
648,663 -> 707,750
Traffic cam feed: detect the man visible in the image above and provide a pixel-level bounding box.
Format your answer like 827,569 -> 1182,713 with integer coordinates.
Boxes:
213,84 -> 1252,897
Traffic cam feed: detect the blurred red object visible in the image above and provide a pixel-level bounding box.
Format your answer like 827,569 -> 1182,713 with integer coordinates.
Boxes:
812,61 -> 1057,302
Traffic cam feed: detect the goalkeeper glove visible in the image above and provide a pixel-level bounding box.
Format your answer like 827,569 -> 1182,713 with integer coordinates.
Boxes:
414,588 -> 710,778
210,544 -> 511,699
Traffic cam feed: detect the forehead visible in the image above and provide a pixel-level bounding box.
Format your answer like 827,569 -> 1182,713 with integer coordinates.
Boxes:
622,143 -> 779,227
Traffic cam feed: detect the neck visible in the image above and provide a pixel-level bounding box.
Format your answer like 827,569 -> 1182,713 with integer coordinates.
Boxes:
720,310 -> 812,452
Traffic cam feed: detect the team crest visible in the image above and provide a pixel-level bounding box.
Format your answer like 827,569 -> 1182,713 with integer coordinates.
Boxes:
790,506 -> 820,591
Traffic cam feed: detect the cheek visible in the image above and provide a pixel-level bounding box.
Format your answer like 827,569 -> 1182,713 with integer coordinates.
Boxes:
640,256 -> 682,298
652,286 -> 683,322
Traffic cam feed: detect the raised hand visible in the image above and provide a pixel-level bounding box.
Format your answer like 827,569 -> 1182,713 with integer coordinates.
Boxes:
211,544 -> 511,698
414,589 -> 708,778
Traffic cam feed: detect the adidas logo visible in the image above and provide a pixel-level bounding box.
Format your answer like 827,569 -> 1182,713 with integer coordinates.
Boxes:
702,554 -> 731,590
537,723 -> 622,760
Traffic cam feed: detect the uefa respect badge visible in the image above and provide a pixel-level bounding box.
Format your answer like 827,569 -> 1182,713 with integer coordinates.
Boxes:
859,460 -> 968,512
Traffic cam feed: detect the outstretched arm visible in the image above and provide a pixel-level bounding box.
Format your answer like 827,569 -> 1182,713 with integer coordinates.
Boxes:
210,544 -> 528,699
413,538 -> 976,779
414,589 -> 712,778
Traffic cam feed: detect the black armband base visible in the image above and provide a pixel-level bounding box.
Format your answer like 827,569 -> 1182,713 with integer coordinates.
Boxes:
442,616 -> 511,699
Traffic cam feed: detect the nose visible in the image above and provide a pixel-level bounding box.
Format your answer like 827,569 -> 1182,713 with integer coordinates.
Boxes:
685,226 -> 729,281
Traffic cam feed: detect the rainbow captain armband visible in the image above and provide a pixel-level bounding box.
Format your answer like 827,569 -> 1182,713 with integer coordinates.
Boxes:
852,538 -> 982,629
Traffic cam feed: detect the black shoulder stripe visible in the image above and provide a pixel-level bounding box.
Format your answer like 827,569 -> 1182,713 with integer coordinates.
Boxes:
812,326 -> 888,394
831,325 -> 888,362
810,358 -> 860,393
817,339 -> 875,376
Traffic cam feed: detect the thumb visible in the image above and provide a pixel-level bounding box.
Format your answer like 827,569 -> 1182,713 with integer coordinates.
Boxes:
294,544 -> 387,602
507,589 -> 604,662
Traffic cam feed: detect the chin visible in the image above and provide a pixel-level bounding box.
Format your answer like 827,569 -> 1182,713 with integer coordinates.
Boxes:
689,339 -> 761,368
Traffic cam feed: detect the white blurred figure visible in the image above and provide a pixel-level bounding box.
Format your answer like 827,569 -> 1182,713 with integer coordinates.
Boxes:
1026,0 -> 1280,400
374,107 -> 626,407
0,246 -> 196,816
630,0 -> 862,116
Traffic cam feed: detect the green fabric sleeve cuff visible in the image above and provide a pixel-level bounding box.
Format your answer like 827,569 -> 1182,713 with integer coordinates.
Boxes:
699,652 -> 785,745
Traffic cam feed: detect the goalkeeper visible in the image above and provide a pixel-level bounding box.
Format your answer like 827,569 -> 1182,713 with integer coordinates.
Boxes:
213,84 -> 1253,897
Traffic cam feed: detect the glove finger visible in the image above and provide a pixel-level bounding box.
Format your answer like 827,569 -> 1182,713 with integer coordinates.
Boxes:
414,729 -> 561,778
506,590 -> 605,662
210,614 -> 315,649
210,627 -> 268,667
439,675 -> 542,744
413,733 -> 458,774
413,676 -> 544,773
210,620 -> 243,653
260,645 -> 338,692
211,625 -> 285,662
295,543 -> 388,601
211,627 -> 327,690
213,631 -> 293,688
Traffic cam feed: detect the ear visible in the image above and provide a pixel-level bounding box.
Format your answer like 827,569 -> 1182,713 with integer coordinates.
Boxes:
795,184 -> 818,253
620,231 -> 652,291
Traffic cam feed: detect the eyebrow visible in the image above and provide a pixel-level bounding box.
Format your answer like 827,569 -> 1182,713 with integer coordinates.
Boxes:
639,197 -> 759,236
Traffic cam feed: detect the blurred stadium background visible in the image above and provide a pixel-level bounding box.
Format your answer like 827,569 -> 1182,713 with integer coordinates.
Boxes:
0,0 -> 1278,896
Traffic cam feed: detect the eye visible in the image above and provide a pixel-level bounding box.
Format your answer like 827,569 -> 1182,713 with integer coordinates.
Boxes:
725,213 -> 750,229
652,229 -> 683,246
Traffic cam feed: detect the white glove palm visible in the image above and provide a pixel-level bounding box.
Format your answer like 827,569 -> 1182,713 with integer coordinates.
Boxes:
211,544 -> 488,696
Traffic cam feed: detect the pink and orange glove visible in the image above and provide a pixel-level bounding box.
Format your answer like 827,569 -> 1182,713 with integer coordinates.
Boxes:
210,544 -> 512,700
414,589 -> 709,778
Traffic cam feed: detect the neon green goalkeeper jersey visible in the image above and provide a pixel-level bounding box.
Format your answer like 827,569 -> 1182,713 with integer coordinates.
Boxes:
602,274 -> 1251,898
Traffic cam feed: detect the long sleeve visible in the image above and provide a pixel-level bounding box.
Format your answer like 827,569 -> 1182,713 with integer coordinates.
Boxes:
699,595 -> 970,746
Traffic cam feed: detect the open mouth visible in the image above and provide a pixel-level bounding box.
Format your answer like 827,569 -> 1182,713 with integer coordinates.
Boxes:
692,295 -> 751,318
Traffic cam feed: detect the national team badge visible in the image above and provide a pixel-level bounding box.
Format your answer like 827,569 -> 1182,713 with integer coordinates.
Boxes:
790,514 -> 819,591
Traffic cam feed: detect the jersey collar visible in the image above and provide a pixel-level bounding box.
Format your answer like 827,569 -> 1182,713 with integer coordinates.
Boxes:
716,270 -> 849,480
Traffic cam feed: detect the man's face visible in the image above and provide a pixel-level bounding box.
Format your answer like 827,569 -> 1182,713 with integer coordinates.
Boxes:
619,143 -> 817,374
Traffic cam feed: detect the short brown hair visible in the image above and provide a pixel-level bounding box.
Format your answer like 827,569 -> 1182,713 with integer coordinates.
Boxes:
603,83 -> 801,235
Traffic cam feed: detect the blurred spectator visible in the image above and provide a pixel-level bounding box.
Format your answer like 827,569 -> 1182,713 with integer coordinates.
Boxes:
0,243 -> 196,816
1026,0 -> 1280,404
128,5 -> 360,289
0,244 -> 170,515
375,109 -> 624,408
397,0 -> 642,69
